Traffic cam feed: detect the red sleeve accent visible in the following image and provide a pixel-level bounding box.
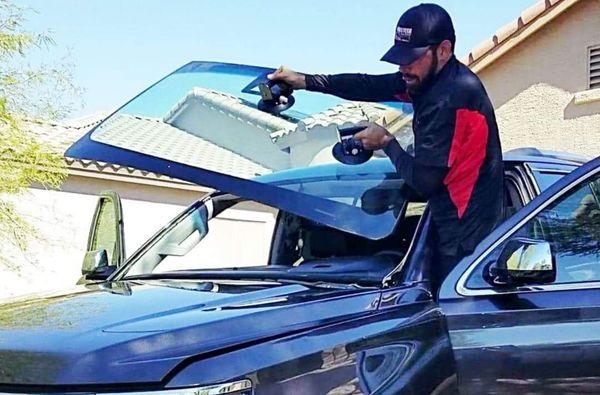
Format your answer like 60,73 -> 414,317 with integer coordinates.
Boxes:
393,92 -> 412,103
443,109 -> 488,219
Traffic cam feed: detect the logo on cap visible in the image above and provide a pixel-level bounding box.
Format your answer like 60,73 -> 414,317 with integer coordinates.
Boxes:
395,27 -> 412,43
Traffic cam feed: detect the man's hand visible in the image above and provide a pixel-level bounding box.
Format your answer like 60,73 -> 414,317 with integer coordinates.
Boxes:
267,66 -> 307,90
354,123 -> 395,150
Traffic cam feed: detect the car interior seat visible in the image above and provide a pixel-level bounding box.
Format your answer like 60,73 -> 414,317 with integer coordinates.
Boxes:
301,227 -> 350,260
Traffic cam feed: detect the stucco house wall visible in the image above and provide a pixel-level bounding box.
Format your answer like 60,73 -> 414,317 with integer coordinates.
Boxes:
475,0 -> 600,157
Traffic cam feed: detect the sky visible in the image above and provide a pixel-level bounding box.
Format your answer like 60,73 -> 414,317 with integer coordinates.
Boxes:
19,0 -> 536,117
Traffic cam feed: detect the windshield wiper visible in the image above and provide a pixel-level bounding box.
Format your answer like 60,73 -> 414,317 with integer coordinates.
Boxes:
122,271 -> 372,289
270,278 -> 363,290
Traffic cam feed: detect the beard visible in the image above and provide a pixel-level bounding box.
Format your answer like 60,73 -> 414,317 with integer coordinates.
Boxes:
406,50 -> 439,95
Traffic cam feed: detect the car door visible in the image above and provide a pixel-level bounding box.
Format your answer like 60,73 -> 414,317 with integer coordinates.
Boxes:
439,156 -> 600,394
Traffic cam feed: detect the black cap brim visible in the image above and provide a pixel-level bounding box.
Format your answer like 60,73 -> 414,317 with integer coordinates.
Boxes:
381,43 -> 429,66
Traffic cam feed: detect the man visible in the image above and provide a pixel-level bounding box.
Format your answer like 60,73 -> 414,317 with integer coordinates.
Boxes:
268,3 -> 504,289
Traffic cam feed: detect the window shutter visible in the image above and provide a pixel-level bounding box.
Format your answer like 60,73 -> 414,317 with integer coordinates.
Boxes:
590,45 -> 600,89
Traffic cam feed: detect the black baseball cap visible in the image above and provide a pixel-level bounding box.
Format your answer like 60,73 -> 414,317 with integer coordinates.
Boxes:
381,3 -> 456,66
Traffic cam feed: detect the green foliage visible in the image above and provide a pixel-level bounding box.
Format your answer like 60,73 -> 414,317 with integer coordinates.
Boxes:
0,0 -> 80,259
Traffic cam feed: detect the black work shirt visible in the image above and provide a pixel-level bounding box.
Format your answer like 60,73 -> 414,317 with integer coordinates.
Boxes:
305,56 -> 505,256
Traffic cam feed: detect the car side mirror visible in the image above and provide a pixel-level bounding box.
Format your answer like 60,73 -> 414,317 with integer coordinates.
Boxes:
79,249 -> 116,281
486,238 -> 556,287
82,249 -> 108,274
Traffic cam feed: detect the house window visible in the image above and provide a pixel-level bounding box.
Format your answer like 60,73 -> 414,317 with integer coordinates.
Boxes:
590,44 -> 600,89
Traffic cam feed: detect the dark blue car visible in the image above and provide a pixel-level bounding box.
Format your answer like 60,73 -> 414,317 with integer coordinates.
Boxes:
1,62 -> 598,394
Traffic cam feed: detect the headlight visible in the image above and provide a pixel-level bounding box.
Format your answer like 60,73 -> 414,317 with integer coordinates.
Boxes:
109,380 -> 252,395
0,379 -> 253,395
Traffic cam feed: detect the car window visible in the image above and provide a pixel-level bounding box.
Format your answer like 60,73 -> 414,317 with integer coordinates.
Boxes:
504,177 -> 523,219
90,198 -> 118,264
532,170 -> 571,191
124,200 -> 278,277
467,172 -> 600,289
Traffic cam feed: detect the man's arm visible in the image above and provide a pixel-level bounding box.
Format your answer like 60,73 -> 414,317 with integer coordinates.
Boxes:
267,66 -> 409,103
355,100 -> 456,199
383,140 -> 447,199
381,100 -> 457,198
305,73 -> 409,102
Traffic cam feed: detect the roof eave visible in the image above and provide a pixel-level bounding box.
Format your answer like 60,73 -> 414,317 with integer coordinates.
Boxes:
64,158 -> 213,193
466,0 -> 580,74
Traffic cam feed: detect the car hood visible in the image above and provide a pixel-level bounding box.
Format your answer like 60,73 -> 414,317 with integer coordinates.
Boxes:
0,280 -> 378,386
65,61 -> 412,240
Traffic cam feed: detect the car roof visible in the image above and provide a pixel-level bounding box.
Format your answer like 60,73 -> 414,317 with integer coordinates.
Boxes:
502,147 -> 588,167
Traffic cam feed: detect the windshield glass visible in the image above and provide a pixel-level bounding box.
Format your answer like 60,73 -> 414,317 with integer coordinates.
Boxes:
123,200 -> 278,277
119,62 -> 350,121
121,192 -> 425,284
67,61 -> 414,240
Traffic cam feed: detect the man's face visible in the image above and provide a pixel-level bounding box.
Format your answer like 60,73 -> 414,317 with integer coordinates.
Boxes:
399,46 -> 438,93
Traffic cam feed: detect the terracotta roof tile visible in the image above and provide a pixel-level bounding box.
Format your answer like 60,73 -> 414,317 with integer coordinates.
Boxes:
164,87 -> 294,134
493,19 -> 519,44
470,39 -> 497,63
91,113 -> 270,178
520,0 -> 548,25
464,0 -> 577,70
25,109 -> 269,186
58,111 -> 111,130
